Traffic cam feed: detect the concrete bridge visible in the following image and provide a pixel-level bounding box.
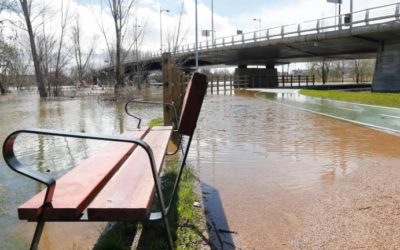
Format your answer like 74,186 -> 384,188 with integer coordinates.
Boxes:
102,2 -> 400,92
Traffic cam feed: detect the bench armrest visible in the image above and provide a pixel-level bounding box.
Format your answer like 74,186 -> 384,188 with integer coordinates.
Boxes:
3,128 -> 158,208
125,100 -> 179,129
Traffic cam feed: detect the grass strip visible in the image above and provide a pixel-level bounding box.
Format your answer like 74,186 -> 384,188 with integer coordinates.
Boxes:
300,89 -> 400,108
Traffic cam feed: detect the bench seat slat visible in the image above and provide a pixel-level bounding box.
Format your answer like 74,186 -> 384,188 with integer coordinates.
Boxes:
18,128 -> 149,221
87,126 -> 172,221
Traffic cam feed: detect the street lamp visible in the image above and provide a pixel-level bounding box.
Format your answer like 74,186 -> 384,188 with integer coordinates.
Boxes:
160,7 -> 170,53
253,18 -> 261,38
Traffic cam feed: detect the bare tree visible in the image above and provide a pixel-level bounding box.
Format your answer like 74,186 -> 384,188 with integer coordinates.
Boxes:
97,0 -> 138,94
353,59 -> 375,83
71,14 -> 95,86
18,0 -> 47,97
52,0 -> 70,96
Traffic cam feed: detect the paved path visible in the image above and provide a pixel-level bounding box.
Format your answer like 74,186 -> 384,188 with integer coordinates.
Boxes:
254,89 -> 400,135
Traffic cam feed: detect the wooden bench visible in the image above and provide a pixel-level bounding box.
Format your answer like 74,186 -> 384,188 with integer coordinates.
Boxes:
2,73 -> 208,250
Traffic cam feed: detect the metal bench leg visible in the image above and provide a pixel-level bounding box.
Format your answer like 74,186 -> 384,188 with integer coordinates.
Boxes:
30,220 -> 45,250
162,213 -> 174,250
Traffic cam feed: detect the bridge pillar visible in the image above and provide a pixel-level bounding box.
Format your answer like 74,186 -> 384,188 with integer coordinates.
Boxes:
234,64 -> 278,88
373,39 -> 400,92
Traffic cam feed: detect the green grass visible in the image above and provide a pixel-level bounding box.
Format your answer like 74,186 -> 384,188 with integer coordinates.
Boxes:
148,117 -> 164,128
300,89 -> 400,108
94,118 -> 206,250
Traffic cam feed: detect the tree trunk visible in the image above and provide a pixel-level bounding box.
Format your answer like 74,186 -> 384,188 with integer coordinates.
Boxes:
0,81 -> 5,95
20,0 -> 47,98
114,0 -> 124,93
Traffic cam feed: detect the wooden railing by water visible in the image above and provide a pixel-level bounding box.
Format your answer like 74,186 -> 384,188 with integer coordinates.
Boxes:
279,75 -> 315,88
207,75 -> 252,95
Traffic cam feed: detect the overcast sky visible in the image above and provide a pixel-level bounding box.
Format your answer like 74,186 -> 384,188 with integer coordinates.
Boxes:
3,0 -> 399,68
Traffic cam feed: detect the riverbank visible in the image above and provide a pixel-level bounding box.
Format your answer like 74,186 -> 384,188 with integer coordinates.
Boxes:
300,89 -> 400,108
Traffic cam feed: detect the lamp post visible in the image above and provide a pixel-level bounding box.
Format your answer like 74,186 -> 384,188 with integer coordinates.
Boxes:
160,7 -> 170,53
195,0 -> 199,70
253,18 -> 261,38
211,0 -> 214,47
350,0 -> 353,28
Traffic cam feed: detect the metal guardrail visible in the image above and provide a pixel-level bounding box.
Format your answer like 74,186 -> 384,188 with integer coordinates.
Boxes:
135,2 -> 400,62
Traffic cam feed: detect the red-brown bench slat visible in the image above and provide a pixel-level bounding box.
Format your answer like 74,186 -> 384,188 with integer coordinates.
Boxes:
87,126 -> 172,221
18,128 -> 149,221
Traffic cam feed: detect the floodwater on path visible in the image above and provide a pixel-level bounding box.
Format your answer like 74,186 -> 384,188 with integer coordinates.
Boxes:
192,90 -> 400,249
1,88 -> 400,249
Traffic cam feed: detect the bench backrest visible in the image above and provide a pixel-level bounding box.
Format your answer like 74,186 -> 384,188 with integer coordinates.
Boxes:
177,72 -> 208,136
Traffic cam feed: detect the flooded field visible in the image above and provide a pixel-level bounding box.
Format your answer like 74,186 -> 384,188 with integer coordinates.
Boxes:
1,88 -> 400,249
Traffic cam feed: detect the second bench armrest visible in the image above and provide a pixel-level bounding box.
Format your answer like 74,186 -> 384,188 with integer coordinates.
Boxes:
125,100 -> 179,129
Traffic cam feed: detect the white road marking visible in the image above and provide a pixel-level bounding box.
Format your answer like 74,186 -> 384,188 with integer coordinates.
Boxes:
380,114 -> 400,119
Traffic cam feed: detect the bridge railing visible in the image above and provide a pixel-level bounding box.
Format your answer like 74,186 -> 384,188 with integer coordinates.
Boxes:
128,2 -> 400,63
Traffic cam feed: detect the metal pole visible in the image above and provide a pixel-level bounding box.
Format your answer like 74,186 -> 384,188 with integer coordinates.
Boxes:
160,8 -> 163,52
211,0 -> 214,47
350,0 -> 353,29
195,0 -> 199,70
160,8 -> 170,53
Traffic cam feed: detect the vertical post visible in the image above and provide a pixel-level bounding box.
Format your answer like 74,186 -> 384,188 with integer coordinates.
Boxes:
365,9 -> 370,25
216,75 -> 220,95
195,0 -> 199,70
313,75 -> 315,86
162,53 -> 173,126
317,19 -> 320,33
290,75 -> 293,87
297,24 -> 301,36
223,75 -> 227,94
210,74 -> 213,94
266,29 -> 269,40
282,75 -> 285,87
350,0 -> 353,29
230,75 -> 233,94
306,75 -> 309,86
162,53 -> 184,128
211,0 -> 214,47
396,3 -> 400,20
298,75 -> 301,87
211,75 -> 214,95
281,25 -> 284,38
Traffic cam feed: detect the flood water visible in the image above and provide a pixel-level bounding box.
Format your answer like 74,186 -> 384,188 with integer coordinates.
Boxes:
1,88 -> 400,249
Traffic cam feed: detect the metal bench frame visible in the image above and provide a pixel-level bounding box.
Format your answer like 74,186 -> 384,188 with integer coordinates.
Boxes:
2,73 -> 208,250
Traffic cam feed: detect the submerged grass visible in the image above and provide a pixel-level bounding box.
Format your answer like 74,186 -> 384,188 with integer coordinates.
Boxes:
94,117 -> 207,250
300,89 -> 400,108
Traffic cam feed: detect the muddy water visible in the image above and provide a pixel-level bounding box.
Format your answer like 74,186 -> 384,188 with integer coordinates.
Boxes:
0,89 -> 163,249
191,91 -> 400,249
2,89 -> 400,249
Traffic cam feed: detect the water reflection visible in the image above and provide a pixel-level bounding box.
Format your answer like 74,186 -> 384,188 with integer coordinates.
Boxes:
190,91 -> 400,248
0,88 -> 164,249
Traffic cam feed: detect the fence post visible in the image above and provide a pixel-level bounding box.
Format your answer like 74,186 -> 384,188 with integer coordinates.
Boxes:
365,9 -> 370,25
211,75 -> 214,95
297,24 -> 301,36
317,19 -> 320,33
281,25 -> 285,38
396,3 -> 400,20
290,75 -> 293,87
306,75 -> 309,86
223,75 -> 227,94
313,75 -> 315,86
217,75 -> 220,95
298,75 -> 301,87
230,75 -> 233,94
162,52 -> 184,128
